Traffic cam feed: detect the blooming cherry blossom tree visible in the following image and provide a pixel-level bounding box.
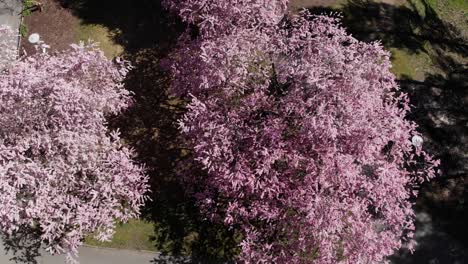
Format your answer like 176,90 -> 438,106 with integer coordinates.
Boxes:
164,1 -> 438,263
0,27 -> 148,263
162,0 -> 289,38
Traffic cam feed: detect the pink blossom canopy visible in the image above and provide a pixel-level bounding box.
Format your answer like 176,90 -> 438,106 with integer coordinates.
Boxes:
164,1 -> 438,263
0,30 -> 148,263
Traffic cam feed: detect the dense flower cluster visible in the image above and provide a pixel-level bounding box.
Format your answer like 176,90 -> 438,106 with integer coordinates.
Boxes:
164,1 -> 438,263
0,31 -> 148,263
162,0 -> 288,38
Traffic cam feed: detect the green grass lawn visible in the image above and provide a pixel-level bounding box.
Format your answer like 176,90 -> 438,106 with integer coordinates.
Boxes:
84,219 -> 157,251
76,23 -> 123,59
389,47 -> 435,81
426,0 -> 468,11
410,0 -> 468,25
398,0 -> 467,78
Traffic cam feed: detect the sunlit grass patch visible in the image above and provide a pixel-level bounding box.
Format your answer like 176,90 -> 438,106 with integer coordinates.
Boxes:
76,23 -> 123,59
85,219 -> 157,251
389,48 -> 434,81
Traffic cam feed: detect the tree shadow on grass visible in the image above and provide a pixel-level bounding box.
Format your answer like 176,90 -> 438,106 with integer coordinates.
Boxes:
110,46 -> 240,264
390,52 -> 468,263
57,0 -> 240,263
307,0 -> 467,55
309,1 -> 468,263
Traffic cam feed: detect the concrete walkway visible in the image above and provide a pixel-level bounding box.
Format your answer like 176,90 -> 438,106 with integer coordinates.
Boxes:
0,243 -> 158,264
0,0 -> 21,22
0,0 -> 22,30
0,0 -> 22,69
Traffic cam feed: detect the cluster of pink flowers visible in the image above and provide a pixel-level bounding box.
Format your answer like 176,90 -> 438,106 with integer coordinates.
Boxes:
0,29 -> 148,263
162,0 -> 288,38
164,1 -> 438,263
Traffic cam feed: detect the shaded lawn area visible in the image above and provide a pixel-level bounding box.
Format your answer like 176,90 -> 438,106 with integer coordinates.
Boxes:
19,0 -> 468,263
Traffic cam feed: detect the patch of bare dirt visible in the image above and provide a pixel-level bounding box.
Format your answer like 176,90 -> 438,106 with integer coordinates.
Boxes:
21,0 -> 78,55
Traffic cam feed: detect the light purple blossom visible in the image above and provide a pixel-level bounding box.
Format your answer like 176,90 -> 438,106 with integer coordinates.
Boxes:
0,33 -> 148,263
164,2 -> 438,263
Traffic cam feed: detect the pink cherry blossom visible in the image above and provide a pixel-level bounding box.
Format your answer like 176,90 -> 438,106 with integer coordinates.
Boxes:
0,31 -> 148,263
164,2 -> 438,263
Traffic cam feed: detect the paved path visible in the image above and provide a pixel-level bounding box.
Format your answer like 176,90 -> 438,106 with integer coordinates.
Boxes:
0,0 -> 21,26
0,243 -> 157,264
0,0 -> 22,56
390,211 -> 468,264
2,214 -> 467,264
